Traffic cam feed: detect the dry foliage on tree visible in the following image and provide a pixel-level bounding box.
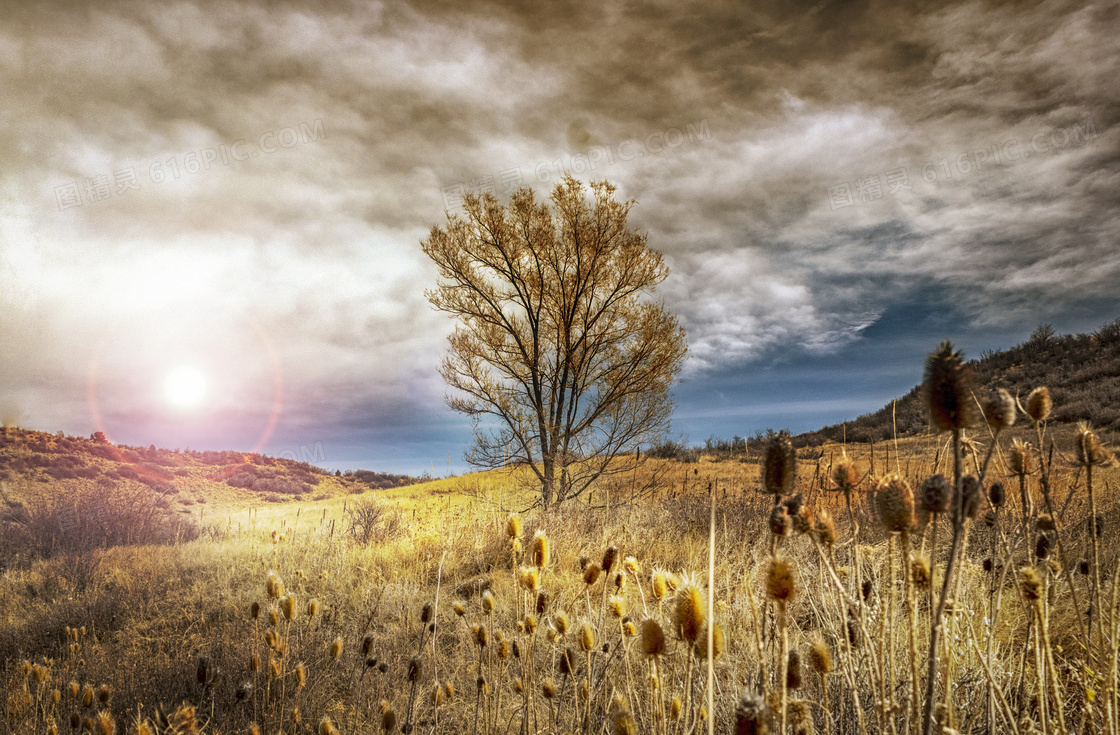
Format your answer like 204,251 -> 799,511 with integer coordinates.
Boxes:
422,176 -> 688,507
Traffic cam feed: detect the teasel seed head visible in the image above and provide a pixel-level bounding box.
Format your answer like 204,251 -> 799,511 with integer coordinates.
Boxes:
735,693 -> 772,735
762,434 -> 797,495
602,545 -> 619,573
674,580 -> 707,643
505,513 -> 522,538
640,618 -> 666,656
769,505 -> 791,537
1021,567 -> 1044,601
788,700 -> 812,735
921,474 -> 951,514
519,566 -> 541,592
559,647 -> 575,676
554,610 -> 571,635
814,508 -> 837,548
623,556 -> 640,575
1025,386 -> 1052,423
924,341 -> 978,431
579,621 -> 597,651
1035,534 -> 1051,559
911,555 -> 931,589
808,637 -> 833,675
526,588 -> 546,614
267,574 -> 283,599
1076,422 -> 1115,467
93,711 -> 115,735
580,562 -> 601,586
984,388 -> 1017,432
612,707 -> 638,735
1005,443 -> 1031,480
832,452 -> 859,493
692,623 -> 725,660
876,474 -> 915,534
961,475 -> 982,519
766,558 -> 798,603
379,700 -> 396,732
989,481 -> 1006,509
786,649 -> 803,689
530,530 -> 550,569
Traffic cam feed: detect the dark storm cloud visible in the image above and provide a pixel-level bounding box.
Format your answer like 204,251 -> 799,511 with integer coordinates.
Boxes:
1,0 -> 1117,471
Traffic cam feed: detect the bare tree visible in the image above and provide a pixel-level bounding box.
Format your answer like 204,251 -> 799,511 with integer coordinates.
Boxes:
422,176 -> 688,508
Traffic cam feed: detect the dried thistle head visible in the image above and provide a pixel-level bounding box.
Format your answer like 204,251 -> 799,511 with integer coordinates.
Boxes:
691,623 -> 725,660
911,555 -> 931,589
766,558 -> 797,604
1010,439 -> 1034,476
762,434 -> 797,495
920,474 -> 951,514
579,621 -> 596,651
832,452 -> 859,493
1020,567 -> 1044,601
989,481 -> 1006,509
673,580 -> 706,643
876,474 -> 915,534
1025,387 -> 1052,423
640,618 -> 666,656
734,693 -> 772,735
530,530 -> 550,569
923,341 -> 978,432
808,637 -> 833,675
814,508 -> 837,548
505,513 -> 522,539
582,563 -> 601,586
960,475 -> 982,519
984,388 -> 1017,431
602,546 -> 619,573
769,505 -> 791,537
378,700 -> 396,732
553,610 -> 571,635
1076,422 -> 1115,467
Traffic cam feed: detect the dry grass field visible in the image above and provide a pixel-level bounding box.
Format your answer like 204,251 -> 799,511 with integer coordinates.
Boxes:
2,388 -> 1120,734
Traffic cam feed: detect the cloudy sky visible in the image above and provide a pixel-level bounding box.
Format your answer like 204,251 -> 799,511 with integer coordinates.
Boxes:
2,0 -> 1118,475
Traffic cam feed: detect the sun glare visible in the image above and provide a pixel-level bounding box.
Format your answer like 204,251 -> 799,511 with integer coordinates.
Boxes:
164,365 -> 208,409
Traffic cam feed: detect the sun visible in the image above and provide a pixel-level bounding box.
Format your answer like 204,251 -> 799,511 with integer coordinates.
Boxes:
163,365 -> 208,409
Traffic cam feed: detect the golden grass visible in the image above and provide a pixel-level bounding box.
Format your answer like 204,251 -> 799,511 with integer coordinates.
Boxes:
2,418 -> 1119,734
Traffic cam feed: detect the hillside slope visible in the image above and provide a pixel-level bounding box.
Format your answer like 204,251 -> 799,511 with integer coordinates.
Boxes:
795,318 -> 1120,446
